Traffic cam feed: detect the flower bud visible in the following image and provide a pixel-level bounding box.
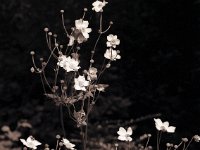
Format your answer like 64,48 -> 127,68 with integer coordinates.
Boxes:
30,51 -> 35,55
44,27 -> 49,32
55,43 -> 59,47
56,134 -> 61,139
90,59 -> 94,63
106,63 -> 111,68
182,138 -> 188,142
48,32 -> 52,36
60,10 -> 64,13
30,67 -> 35,73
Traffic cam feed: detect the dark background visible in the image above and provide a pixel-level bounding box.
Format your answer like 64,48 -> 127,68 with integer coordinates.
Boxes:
0,0 -> 200,149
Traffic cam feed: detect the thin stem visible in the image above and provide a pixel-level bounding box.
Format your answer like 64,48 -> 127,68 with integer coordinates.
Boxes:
55,139 -> 59,150
145,136 -> 150,149
184,137 -> 194,150
128,141 -> 130,150
61,13 -> 69,37
60,105 -> 66,137
157,131 -> 161,150
99,12 -> 103,32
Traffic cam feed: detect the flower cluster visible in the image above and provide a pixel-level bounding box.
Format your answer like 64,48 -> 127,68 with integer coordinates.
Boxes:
30,1 -> 121,144
115,118 -> 199,150
20,136 -> 76,150
104,34 -> 121,61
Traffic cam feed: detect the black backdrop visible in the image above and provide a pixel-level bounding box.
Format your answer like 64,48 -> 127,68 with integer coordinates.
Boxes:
0,0 -> 200,149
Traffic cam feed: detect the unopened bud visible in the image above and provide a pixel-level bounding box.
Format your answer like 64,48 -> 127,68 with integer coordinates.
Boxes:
60,10 -> 64,13
53,34 -> 57,38
90,59 -> 94,63
48,32 -> 52,36
30,67 -> 35,73
84,8 -> 88,12
110,21 -> 113,25
56,134 -> 61,139
174,145 -> 178,149
44,28 -> 49,32
55,43 -> 59,47
60,45 -> 63,49
106,63 -> 111,68
182,138 -> 188,142
30,51 -> 35,55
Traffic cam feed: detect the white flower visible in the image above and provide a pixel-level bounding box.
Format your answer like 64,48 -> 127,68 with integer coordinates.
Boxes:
74,75 -> 89,91
75,19 -> 92,39
106,34 -> 120,48
117,127 -> 132,142
57,55 -> 80,72
104,49 -> 121,61
87,67 -> 97,81
62,138 -> 75,150
194,135 -> 200,142
154,118 -> 176,133
20,136 -> 41,150
92,0 -> 108,12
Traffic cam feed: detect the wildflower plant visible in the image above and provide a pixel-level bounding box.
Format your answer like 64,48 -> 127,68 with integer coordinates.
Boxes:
30,0 -> 120,149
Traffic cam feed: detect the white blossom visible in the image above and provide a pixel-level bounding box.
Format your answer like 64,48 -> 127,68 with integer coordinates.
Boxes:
154,118 -> 176,133
75,19 -> 92,39
74,75 -> 89,91
57,55 -> 80,72
194,135 -> 200,142
117,127 -> 132,142
104,49 -> 121,61
20,136 -> 41,150
106,34 -> 120,48
62,138 -> 75,150
92,0 -> 108,12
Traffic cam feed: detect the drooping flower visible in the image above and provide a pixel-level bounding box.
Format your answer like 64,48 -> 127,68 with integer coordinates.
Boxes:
57,55 -> 80,72
96,84 -> 109,92
62,138 -> 75,150
154,118 -> 176,133
75,19 -> 92,40
117,127 -> 133,142
68,35 -> 75,46
74,75 -> 89,91
20,136 -> 41,150
92,0 -> 108,12
87,67 -> 98,81
106,34 -> 120,48
104,49 -> 121,61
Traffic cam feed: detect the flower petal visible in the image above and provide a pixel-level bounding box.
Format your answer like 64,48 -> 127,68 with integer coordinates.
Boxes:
117,127 -> 127,136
